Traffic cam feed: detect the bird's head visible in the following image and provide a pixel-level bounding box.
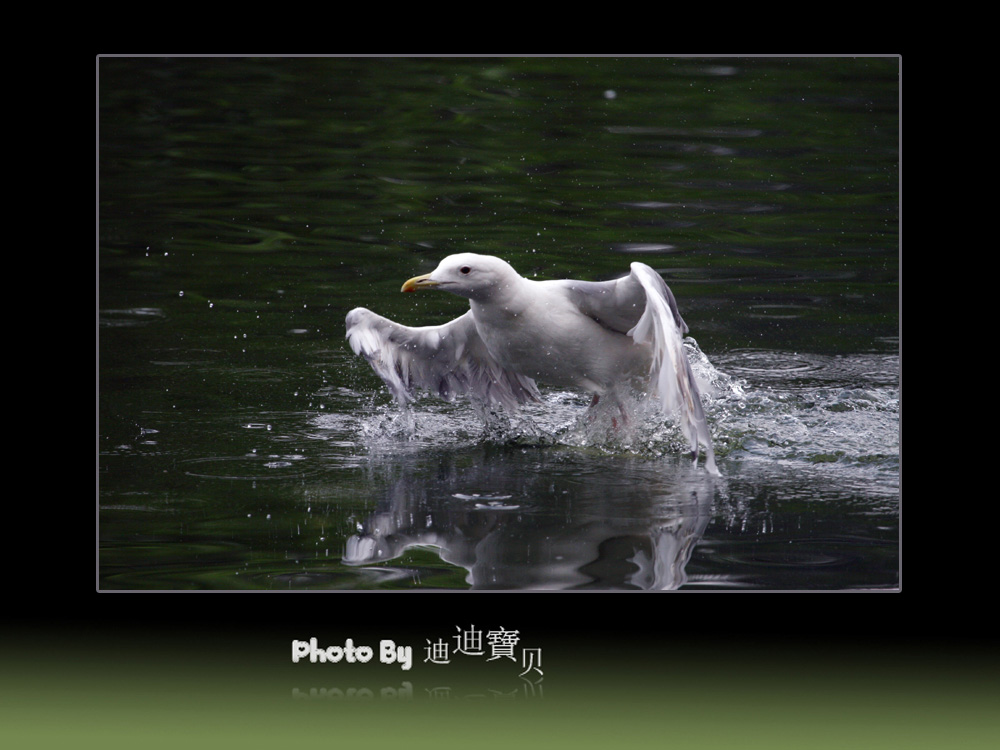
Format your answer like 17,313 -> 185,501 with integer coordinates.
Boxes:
401,253 -> 518,301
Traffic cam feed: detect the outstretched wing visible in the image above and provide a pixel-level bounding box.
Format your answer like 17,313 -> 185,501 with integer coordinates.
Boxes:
558,265 -> 689,336
345,307 -> 540,410
558,264 -> 718,475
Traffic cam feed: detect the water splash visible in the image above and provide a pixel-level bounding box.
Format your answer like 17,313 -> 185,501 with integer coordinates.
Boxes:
342,340 -> 898,485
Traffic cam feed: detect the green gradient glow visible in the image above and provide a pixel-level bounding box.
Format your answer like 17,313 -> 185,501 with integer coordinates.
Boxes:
3,632 -> 997,749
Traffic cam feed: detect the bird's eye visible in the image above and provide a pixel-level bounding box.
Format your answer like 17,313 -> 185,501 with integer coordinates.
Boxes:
460,266 -> 471,275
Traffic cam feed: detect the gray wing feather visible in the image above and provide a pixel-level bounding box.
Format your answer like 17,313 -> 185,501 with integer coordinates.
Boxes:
556,264 -> 716,474
345,307 -> 540,410
558,268 -> 688,335
625,263 -> 717,475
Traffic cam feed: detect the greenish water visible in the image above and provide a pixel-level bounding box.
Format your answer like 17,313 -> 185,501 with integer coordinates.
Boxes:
98,56 -> 899,590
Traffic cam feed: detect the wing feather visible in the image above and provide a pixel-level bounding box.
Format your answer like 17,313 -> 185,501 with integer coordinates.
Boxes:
625,263 -> 718,475
345,307 -> 540,410
555,264 -> 716,473
558,269 -> 688,336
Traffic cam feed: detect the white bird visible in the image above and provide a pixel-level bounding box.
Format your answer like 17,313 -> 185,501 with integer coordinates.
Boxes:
345,253 -> 718,474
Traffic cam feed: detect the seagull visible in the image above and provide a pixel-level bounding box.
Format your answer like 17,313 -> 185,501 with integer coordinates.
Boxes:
345,253 -> 718,474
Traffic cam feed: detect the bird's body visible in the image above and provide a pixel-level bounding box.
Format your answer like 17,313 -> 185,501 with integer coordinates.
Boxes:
346,253 -> 718,474
469,277 -> 649,392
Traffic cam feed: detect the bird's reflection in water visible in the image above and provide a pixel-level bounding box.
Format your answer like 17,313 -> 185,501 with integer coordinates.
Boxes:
343,446 -> 717,590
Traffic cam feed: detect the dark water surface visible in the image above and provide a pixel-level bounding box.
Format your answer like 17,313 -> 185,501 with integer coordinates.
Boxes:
98,56 -> 899,590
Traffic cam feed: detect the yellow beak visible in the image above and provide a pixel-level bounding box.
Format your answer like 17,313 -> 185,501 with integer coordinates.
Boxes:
401,273 -> 440,293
